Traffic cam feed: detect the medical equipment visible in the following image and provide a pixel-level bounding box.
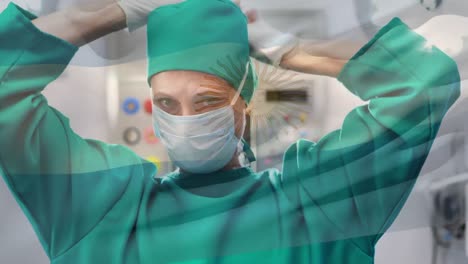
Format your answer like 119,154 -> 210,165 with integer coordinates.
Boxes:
106,60 -> 172,177
422,174 -> 467,264
421,0 -> 443,11
249,59 -> 328,171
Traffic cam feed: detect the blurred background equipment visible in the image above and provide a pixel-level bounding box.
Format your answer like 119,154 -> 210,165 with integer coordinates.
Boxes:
248,59 -> 329,172
106,60 -> 173,177
428,178 -> 466,264
421,0 -> 443,11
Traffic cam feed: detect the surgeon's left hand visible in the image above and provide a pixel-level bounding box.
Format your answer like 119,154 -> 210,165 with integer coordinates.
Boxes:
117,0 -> 183,32
119,0 -> 258,33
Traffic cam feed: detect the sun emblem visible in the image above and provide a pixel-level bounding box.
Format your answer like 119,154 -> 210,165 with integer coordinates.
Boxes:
248,59 -> 310,145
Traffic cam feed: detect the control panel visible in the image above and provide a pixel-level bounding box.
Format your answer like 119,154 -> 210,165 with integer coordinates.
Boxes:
106,60 -> 173,177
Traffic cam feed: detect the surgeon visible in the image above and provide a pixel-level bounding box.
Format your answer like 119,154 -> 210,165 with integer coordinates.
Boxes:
0,0 -> 462,263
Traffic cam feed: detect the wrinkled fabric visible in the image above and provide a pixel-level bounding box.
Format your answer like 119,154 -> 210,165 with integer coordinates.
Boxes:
0,2 -> 460,264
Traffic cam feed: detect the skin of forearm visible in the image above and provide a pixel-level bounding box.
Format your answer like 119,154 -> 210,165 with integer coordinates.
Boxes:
31,1 -> 127,47
300,38 -> 365,60
280,44 -> 348,78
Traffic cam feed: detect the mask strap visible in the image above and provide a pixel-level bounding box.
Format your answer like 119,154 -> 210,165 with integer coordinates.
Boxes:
241,138 -> 256,163
230,61 -> 256,165
230,60 -> 250,106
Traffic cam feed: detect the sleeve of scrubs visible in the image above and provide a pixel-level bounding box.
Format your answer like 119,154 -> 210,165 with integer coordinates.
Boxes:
0,2 -> 156,259
281,17 -> 460,255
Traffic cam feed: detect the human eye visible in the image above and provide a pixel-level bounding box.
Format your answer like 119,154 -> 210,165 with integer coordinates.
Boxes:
155,97 -> 179,114
194,96 -> 227,112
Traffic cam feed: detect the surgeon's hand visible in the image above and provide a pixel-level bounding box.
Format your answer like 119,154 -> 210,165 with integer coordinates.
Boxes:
235,0 -> 299,66
119,0 -> 259,32
117,0 -> 183,32
415,15 -> 468,80
415,15 -> 468,59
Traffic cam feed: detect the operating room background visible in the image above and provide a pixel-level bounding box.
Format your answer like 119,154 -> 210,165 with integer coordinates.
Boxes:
1,0 -> 468,263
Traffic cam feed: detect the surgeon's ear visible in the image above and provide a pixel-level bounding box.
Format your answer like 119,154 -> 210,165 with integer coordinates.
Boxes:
245,102 -> 254,116
245,106 -> 252,116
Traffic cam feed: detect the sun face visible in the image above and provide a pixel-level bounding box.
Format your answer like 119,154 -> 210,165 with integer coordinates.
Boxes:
248,59 -> 310,145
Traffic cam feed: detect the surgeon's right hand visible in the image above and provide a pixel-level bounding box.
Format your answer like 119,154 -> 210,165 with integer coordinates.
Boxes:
414,15 -> 468,59
414,15 -> 468,80
117,0 -> 183,32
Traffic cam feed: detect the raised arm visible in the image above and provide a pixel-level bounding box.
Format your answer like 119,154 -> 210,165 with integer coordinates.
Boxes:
280,17 -> 460,255
30,0 -> 126,47
279,46 -> 349,78
0,2 -> 154,259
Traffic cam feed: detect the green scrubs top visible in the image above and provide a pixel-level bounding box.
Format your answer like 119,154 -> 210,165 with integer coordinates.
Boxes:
0,2 -> 460,264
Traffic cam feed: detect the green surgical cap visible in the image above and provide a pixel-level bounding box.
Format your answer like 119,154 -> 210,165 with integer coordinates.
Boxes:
146,0 -> 258,104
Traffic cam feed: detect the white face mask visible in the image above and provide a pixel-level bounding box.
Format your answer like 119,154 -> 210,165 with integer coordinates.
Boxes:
152,62 -> 250,174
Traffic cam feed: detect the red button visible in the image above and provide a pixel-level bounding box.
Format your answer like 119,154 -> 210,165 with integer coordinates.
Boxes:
144,99 -> 153,114
144,127 -> 159,144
